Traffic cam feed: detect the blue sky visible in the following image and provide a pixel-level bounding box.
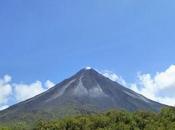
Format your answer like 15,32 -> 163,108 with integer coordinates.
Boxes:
0,0 -> 175,109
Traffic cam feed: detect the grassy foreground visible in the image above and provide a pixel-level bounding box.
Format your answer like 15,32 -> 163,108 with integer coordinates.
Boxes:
0,107 -> 175,130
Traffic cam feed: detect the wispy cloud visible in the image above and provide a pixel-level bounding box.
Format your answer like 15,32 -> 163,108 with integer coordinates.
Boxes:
101,70 -> 127,86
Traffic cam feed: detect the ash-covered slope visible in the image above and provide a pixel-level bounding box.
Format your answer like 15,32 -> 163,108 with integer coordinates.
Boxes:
0,68 -> 165,122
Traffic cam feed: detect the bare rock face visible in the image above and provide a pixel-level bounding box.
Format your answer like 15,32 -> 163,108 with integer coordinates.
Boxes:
0,68 -> 165,122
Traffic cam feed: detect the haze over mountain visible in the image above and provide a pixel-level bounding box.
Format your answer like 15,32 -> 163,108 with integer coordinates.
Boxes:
0,67 -> 165,123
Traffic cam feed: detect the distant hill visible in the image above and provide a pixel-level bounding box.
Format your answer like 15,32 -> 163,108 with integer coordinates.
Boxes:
0,68 -> 166,123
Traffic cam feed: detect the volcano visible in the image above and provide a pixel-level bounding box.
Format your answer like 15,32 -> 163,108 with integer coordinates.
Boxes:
0,67 -> 165,122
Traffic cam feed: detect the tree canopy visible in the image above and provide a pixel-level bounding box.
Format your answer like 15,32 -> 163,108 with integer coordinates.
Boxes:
0,107 -> 175,130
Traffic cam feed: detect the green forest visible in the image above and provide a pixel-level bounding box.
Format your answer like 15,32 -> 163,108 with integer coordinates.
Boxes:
0,107 -> 175,130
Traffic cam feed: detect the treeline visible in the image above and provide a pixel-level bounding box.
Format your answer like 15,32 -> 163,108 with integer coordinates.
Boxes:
0,107 -> 175,130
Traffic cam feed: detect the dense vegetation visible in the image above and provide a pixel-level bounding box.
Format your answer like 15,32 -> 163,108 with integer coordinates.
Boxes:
0,107 -> 175,130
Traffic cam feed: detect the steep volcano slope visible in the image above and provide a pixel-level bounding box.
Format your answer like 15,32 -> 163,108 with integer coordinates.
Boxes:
0,68 -> 165,122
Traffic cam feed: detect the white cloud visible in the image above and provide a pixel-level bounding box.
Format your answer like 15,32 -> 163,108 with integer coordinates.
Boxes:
0,105 -> 9,111
14,80 -> 55,102
101,66 -> 175,106
14,81 -> 45,102
0,75 -> 12,106
0,74 -> 55,109
85,66 -> 92,70
130,65 -> 175,106
4,75 -> 12,83
101,70 -> 127,86
45,80 -> 55,89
